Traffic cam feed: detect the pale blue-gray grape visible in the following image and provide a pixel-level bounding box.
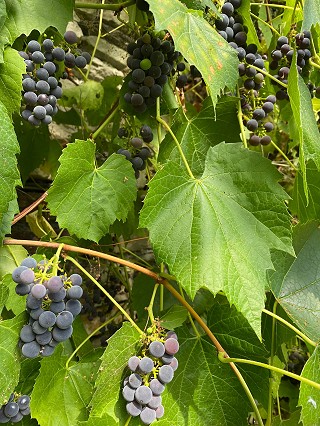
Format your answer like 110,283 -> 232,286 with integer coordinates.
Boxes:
39,311 -> 56,328
43,38 -> 54,52
126,401 -> 142,417
31,283 -> 46,299
29,307 -> 44,320
36,80 -> 50,94
135,386 -> 152,405
27,40 -> 41,53
138,357 -> 154,374
48,287 -> 66,301
128,373 -> 143,389
3,403 -> 19,418
128,355 -> 140,372
52,47 -> 65,61
17,395 -> 30,410
164,337 -> 179,355
42,115 -> 52,125
52,325 -> 73,342
15,284 -> 31,296
69,274 -> 83,286
56,311 -> 73,329
41,345 -> 55,357
67,285 -> 83,299
36,330 -> 52,345
75,55 -> 87,68
22,341 -> 40,358
156,404 -> 164,419
149,340 -> 165,358
22,78 -> 36,91
122,385 -> 135,402
149,379 -> 165,395
20,325 -> 36,343
31,51 -> 45,64
10,411 -> 23,423
33,106 -> 47,120
66,299 -> 82,316
169,357 -> 179,371
158,365 -> 174,384
0,408 -> 9,423
161,352 -> 173,364
64,31 -> 78,44
28,115 -> 41,126
27,294 -> 42,309
47,276 -> 63,293
43,61 -> 56,75
140,407 -> 156,425
148,395 -> 162,409
32,321 -> 47,335
36,68 -> 49,81
50,301 -> 66,314
12,266 -> 28,283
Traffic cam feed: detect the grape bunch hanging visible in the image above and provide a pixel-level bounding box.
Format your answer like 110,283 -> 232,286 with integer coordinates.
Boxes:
0,394 -> 30,424
122,330 -> 179,425
12,256 -> 83,358
20,31 -> 91,127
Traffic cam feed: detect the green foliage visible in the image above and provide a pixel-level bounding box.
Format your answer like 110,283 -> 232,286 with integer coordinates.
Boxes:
302,0 -> 320,30
62,80 -> 104,111
148,0 -> 239,106
46,140 -> 137,242
141,143 -> 292,336
299,346 -> 320,425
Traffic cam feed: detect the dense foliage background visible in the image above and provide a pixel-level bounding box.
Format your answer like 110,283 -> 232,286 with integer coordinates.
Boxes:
0,0 -> 320,425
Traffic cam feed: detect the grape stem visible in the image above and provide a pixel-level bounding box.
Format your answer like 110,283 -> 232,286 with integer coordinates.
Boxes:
218,352 -> 320,390
156,115 -> 195,180
124,416 -> 132,426
266,300 -> 278,426
66,312 -> 121,369
262,307 -> 316,347
250,12 -> 281,37
237,86 -> 248,148
74,0 -> 135,10
270,140 -> 297,170
64,255 -> 145,336
309,59 -> 320,71
91,101 -> 120,140
249,65 -> 288,88
85,0 -> 105,80
146,283 -> 159,323
12,192 -> 48,225
52,243 -> 65,276
250,3 -> 295,9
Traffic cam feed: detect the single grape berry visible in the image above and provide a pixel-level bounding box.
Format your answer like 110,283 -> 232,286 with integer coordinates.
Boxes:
64,31 -> 78,44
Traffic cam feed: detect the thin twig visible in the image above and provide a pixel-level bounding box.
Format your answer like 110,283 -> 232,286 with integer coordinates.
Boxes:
12,192 -> 48,225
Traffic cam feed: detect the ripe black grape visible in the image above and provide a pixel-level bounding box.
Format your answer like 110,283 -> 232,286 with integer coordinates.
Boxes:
64,30 -> 78,44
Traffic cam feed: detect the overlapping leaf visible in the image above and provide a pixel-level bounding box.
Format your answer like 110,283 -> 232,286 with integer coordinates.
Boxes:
90,323 -> 141,420
287,52 -> 320,200
30,346 -> 98,426
0,0 -> 73,62
148,0 -> 239,106
299,345 -> 320,425
158,97 -> 241,176
271,228 -> 320,342
0,102 -> 21,243
237,0 -> 260,46
0,245 -> 28,279
0,313 -> 26,405
140,143 -> 292,336
302,0 -> 320,30
47,140 -> 137,242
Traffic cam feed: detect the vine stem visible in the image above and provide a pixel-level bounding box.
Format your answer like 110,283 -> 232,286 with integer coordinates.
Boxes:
146,283 -> 159,323
237,86 -> 248,148
250,12 -> 281,37
91,101 -> 120,140
12,192 -> 48,225
266,301 -> 278,426
52,243 -> 65,276
218,353 -> 320,390
66,312 -> 121,369
250,3 -> 295,9
156,115 -> 195,180
309,59 -> 320,71
75,0 -> 135,10
270,140 -> 297,170
85,0 -> 105,80
124,416 -> 132,426
262,308 -> 316,347
64,255 -> 144,336
249,65 -> 288,88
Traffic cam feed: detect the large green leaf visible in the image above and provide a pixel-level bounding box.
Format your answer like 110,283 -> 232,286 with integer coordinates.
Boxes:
271,228 -> 320,343
237,0 -> 260,47
299,345 -> 320,425
156,328 -> 251,425
158,96 -> 241,176
0,245 -> 28,279
287,52 -> 320,200
0,313 -> 25,405
0,48 -> 25,115
140,143 -> 292,336
90,323 -> 141,420
289,163 -> 320,223
0,0 -> 74,62
302,0 -> 320,30
30,346 -> 98,426
0,102 -> 21,243
148,0 -> 239,106
46,140 -> 137,242
78,415 -> 117,426
2,274 -> 26,315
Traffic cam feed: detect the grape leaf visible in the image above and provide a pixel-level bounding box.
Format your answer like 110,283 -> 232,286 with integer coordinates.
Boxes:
90,323 -> 141,420
0,0 -> 74,62
237,0 -> 260,47
299,345 -> 320,425
2,274 -> 26,315
271,228 -> 320,342
287,52 -> 320,200
0,198 -> 18,239
0,103 -> 21,243
155,327 -> 251,425
0,0 -> 6,34
272,410 -> 302,425
30,346 -> 98,426
62,80 -> 104,111
46,140 -> 137,242
0,245 -> 27,279
78,415 -> 117,426
302,0 -> 320,30
148,0 -> 239,106
0,313 -> 26,405
0,48 -> 25,115
160,305 -> 188,329
140,143 -> 292,336
158,96 -> 241,176
289,162 -> 320,223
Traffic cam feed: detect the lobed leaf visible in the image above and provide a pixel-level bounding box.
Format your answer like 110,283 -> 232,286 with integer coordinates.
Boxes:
46,140 -> 137,242
140,143 -> 293,336
148,0 -> 239,106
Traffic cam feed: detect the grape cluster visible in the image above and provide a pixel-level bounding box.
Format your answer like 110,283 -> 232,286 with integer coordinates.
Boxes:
215,0 -> 246,47
270,32 -> 311,100
0,394 -> 30,423
124,33 -> 179,113
122,331 -> 179,425
12,257 -> 83,358
19,31 -> 91,126
117,124 -> 153,177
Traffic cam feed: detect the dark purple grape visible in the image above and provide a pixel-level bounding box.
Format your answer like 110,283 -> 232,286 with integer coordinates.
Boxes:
52,47 -> 65,61
138,147 -> 152,160
266,95 -> 276,104
262,102 -> 274,113
260,135 -> 271,145
271,50 -> 282,62
43,39 -> 54,52
264,122 -> 274,132
64,31 -> 78,44
17,395 -> 30,410
252,108 -> 265,120
246,119 -> 259,131
131,137 -> 143,148
147,66 -> 161,79
27,40 -> 41,53
52,325 -> 73,342
4,403 -> 19,418
38,311 -> 56,328
234,31 -> 247,46
215,13 -> 229,31
15,284 -> 31,295
277,36 -> 288,48
75,55 -> 87,68
222,2 -> 234,16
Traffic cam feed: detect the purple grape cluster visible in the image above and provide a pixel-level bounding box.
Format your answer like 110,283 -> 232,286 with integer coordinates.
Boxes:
0,394 -> 30,423
117,124 -> 153,177
12,257 -> 83,358
124,33 -> 180,113
122,331 -> 179,425
19,31 -> 91,126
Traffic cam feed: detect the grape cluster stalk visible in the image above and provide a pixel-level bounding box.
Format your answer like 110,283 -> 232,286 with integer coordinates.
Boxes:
12,257 -> 83,358
122,331 -> 179,425
0,393 -> 31,423
20,31 -> 91,126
